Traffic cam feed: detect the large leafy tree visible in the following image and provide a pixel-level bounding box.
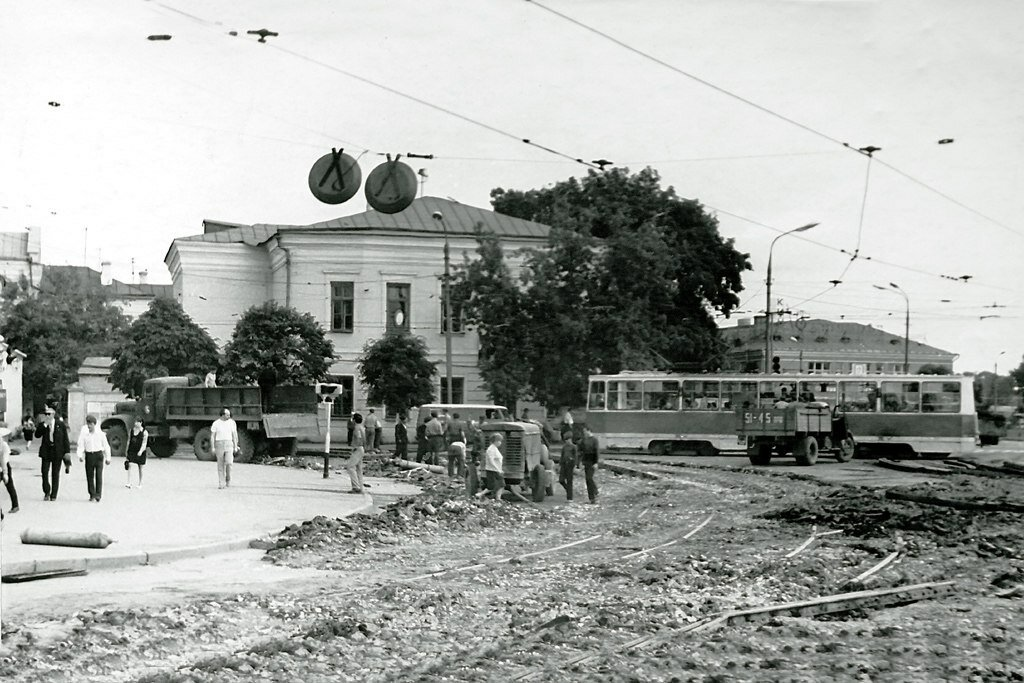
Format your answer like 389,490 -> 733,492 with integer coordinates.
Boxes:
464,166 -> 751,408
109,298 -> 221,397
220,301 -> 335,385
1,270 -> 129,409
451,230 -> 533,408
357,331 -> 436,416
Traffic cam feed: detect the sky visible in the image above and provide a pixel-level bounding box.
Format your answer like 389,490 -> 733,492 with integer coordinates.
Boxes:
2,0 -> 1022,375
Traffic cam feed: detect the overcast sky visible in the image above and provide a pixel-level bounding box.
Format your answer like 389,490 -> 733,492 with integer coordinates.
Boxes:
2,0 -> 1021,374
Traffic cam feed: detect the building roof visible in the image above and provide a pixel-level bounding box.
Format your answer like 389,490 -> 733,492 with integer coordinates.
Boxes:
721,318 -> 956,359
39,265 -> 172,300
79,356 -> 114,376
176,196 -> 551,248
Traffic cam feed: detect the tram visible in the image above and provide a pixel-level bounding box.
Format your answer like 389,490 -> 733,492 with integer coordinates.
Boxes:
585,371 -> 978,458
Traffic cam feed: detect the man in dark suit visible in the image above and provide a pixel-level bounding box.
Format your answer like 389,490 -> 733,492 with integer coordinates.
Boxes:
36,406 -> 71,501
393,413 -> 408,461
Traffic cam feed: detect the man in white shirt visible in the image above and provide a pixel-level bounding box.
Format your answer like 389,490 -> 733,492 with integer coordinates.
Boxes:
210,407 -> 239,489
483,433 -> 504,501
77,414 -> 112,502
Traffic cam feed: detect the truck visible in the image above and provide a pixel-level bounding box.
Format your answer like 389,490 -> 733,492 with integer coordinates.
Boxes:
101,376 -> 318,463
737,402 -> 856,466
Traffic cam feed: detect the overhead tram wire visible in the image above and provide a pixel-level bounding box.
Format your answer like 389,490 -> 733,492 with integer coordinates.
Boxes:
523,0 -> 1024,242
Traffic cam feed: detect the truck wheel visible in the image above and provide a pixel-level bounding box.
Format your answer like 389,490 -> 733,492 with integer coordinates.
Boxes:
530,464 -> 546,502
235,431 -> 255,463
836,434 -> 856,463
104,425 -> 128,459
795,436 -> 818,466
149,437 -> 178,459
748,444 -> 772,466
193,427 -> 215,461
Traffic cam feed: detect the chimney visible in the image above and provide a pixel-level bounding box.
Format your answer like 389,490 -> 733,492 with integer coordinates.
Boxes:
100,260 -> 112,286
138,269 -> 149,285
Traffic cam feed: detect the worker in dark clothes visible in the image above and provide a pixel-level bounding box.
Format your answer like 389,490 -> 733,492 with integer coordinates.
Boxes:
559,437 -> 577,501
394,414 -> 409,461
577,426 -> 600,504
415,418 -> 429,463
257,363 -> 277,412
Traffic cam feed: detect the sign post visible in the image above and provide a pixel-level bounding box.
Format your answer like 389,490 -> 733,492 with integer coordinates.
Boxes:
315,383 -> 344,478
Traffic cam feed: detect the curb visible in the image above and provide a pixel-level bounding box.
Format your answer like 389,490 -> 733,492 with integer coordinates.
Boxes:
1,494 -> 374,579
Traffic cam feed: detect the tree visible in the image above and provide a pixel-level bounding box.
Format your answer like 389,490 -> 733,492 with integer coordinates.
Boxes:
451,229 -> 533,408
220,301 -> 335,385
916,364 -> 952,375
109,298 -> 221,397
357,331 -> 436,416
474,167 -> 750,407
1,269 -> 129,409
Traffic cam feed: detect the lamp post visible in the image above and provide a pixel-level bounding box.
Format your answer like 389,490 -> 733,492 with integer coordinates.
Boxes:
873,282 -> 909,374
994,350 -> 1006,406
431,211 -> 454,403
764,223 -> 818,373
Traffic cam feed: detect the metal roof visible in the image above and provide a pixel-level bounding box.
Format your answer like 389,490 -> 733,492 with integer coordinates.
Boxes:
721,318 -> 955,358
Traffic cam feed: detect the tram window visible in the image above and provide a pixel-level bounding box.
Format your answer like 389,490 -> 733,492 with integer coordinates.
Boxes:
758,381 -> 798,408
798,381 -> 837,406
608,380 -> 643,410
839,381 -> 877,412
921,381 -> 960,413
880,381 -> 920,413
722,381 -> 757,411
588,381 -> 607,410
682,380 -> 720,411
643,380 -> 680,410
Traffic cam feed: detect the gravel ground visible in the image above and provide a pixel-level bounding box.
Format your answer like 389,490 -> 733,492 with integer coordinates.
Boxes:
2,459 -> 1023,682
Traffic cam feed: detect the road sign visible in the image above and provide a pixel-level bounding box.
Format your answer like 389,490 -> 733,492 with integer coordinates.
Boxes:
308,149 -> 362,204
364,156 -> 417,214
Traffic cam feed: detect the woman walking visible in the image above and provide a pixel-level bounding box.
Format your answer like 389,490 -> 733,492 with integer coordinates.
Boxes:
1,426 -> 20,516
125,420 -> 149,489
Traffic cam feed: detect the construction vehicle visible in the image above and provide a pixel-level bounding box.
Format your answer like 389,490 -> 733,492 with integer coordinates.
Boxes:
737,402 -> 856,466
466,420 -> 555,502
101,376 -> 317,463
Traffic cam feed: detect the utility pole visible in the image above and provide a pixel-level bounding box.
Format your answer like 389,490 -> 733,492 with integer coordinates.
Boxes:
432,212 -> 454,403
764,223 -> 818,372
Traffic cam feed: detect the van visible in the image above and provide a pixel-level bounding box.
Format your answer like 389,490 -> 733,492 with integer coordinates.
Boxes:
414,403 -> 510,427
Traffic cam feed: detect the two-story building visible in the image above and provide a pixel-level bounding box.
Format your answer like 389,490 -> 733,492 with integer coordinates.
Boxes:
720,316 -> 957,374
164,197 -> 550,416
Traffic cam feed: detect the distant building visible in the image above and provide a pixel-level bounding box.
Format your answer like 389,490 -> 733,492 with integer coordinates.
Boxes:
39,264 -> 172,319
720,316 -> 958,374
0,226 -> 43,291
164,197 -> 550,413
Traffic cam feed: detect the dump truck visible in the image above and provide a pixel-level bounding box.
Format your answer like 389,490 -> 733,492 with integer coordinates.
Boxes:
737,401 -> 856,466
101,376 -> 317,463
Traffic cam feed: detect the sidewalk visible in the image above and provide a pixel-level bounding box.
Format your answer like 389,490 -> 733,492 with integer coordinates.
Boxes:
0,451 -> 410,578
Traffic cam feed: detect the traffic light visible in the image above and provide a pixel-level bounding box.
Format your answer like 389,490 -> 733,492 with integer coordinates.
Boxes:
315,382 -> 343,403
772,356 -> 781,374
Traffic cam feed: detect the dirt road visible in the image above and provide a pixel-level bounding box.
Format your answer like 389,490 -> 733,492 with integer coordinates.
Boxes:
2,459 -> 1022,682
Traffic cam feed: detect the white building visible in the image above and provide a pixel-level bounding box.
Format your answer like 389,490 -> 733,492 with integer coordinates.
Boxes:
165,197 -> 550,415
0,226 -> 43,291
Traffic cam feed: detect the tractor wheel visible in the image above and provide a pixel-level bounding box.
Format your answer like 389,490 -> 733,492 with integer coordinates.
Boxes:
795,436 -> 819,466
193,427 -> 215,461
836,434 -> 856,463
748,444 -> 772,466
149,437 -> 178,458
530,464 -> 546,502
104,424 -> 128,459
235,431 -> 256,463
466,466 -> 480,496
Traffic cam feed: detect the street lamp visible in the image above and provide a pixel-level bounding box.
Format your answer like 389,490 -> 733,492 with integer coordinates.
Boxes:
994,350 -> 1006,406
431,211 -> 454,404
873,282 -> 909,374
764,223 -> 818,373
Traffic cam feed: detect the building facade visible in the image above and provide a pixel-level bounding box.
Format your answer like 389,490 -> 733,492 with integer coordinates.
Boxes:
66,356 -> 129,436
0,226 -> 43,291
165,197 -> 550,414
720,317 -> 958,375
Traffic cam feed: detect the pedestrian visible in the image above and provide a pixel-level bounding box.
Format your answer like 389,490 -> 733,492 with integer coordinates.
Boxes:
347,412 -> 356,446
35,405 -> 70,501
425,410 -> 445,466
203,369 -> 218,387
393,413 -> 408,461
415,417 -> 429,463
211,407 -> 239,489
559,436 -> 577,501
125,419 -> 149,489
76,414 -> 112,502
1,427 -> 20,516
560,408 -> 575,442
447,438 -> 467,479
257,362 -> 277,412
578,425 -> 600,504
21,413 -> 35,453
347,413 -> 366,493
483,433 -> 505,501
365,408 -> 381,453
520,408 -> 530,421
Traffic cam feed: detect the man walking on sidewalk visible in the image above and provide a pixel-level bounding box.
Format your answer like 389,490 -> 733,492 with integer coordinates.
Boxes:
36,406 -> 70,501
577,426 -> 600,504
77,414 -> 112,502
347,413 -> 366,494
211,407 -> 239,489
